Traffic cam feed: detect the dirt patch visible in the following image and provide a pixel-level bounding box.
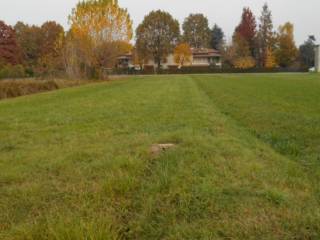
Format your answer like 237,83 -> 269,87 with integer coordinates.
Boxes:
150,143 -> 176,157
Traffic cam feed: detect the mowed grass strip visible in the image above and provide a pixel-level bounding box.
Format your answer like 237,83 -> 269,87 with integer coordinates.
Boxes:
195,74 -> 320,188
0,74 -> 319,239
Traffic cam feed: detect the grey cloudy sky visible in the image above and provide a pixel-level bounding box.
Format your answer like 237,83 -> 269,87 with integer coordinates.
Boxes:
1,0 -> 319,45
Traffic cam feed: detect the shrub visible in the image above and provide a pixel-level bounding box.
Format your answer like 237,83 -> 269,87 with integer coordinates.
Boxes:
0,64 -> 27,79
0,79 -> 92,100
233,57 -> 256,69
142,65 -> 156,74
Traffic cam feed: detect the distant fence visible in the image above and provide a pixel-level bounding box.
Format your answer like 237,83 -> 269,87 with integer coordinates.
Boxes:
111,66 -> 309,75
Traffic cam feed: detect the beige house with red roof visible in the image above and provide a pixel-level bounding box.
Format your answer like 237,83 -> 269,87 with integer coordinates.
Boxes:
117,48 -> 222,69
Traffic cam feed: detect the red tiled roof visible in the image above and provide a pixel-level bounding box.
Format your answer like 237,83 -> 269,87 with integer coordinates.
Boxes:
191,48 -> 221,57
117,52 -> 132,59
118,48 -> 221,59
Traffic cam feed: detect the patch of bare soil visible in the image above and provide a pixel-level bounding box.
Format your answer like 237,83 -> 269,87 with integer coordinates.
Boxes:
150,143 -> 176,158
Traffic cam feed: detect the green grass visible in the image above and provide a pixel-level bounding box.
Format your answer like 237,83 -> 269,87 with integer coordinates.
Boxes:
0,74 -> 320,239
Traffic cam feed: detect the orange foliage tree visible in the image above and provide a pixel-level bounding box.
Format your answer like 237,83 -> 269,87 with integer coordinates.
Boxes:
174,43 -> 192,67
38,21 -> 65,77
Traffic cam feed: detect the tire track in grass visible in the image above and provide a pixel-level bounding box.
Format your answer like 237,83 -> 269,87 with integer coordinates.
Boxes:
114,75 -> 200,239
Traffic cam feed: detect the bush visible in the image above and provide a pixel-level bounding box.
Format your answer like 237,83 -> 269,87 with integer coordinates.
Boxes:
233,57 -> 256,69
0,64 -> 27,79
142,65 -> 156,74
0,79 -> 92,100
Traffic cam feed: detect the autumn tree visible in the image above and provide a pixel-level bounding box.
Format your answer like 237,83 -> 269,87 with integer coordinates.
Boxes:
235,8 -> 257,56
134,39 -> 150,70
233,33 -> 251,58
14,22 -> 42,67
95,41 -> 132,69
131,47 -> 144,68
136,10 -> 180,69
68,0 -> 133,78
232,32 -> 256,68
220,44 -> 236,67
257,3 -> 276,67
210,24 -> 224,50
264,47 -> 277,68
14,21 -> 65,77
275,22 -> 298,67
38,21 -> 65,76
63,31 -> 83,78
174,43 -> 192,67
0,21 -> 21,65
299,35 -> 316,67
183,14 -> 211,48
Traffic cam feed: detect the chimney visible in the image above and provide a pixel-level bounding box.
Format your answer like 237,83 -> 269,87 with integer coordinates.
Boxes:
315,45 -> 320,72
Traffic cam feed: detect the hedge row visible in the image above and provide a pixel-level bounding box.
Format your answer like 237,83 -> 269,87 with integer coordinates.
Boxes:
112,66 -> 309,75
0,79 -> 93,100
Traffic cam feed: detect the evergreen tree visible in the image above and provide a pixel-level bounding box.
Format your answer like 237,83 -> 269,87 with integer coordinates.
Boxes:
299,35 -> 316,67
210,24 -> 224,50
257,3 -> 275,67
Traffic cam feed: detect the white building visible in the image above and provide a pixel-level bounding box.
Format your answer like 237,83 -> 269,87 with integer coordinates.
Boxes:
117,48 -> 222,69
315,45 -> 320,72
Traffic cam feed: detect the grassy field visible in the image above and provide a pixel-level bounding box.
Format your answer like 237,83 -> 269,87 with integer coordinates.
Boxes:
0,73 -> 320,239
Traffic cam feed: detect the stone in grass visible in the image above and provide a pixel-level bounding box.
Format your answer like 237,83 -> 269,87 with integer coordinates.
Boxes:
150,143 -> 176,157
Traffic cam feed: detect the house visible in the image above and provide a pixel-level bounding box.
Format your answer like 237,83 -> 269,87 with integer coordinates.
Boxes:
117,48 -> 222,69
190,48 -> 222,67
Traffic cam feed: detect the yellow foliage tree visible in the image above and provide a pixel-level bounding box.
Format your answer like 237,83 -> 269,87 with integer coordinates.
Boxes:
264,47 -> 277,68
69,0 -> 132,45
67,0 -> 133,78
233,56 -> 256,69
275,22 -> 298,67
231,32 -> 256,69
174,43 -> 192,67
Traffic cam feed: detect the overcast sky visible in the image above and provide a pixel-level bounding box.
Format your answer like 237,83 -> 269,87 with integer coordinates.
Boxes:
1,0 -> 319,45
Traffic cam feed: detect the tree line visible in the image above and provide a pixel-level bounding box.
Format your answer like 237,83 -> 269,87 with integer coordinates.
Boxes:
0,0 -> 317,79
